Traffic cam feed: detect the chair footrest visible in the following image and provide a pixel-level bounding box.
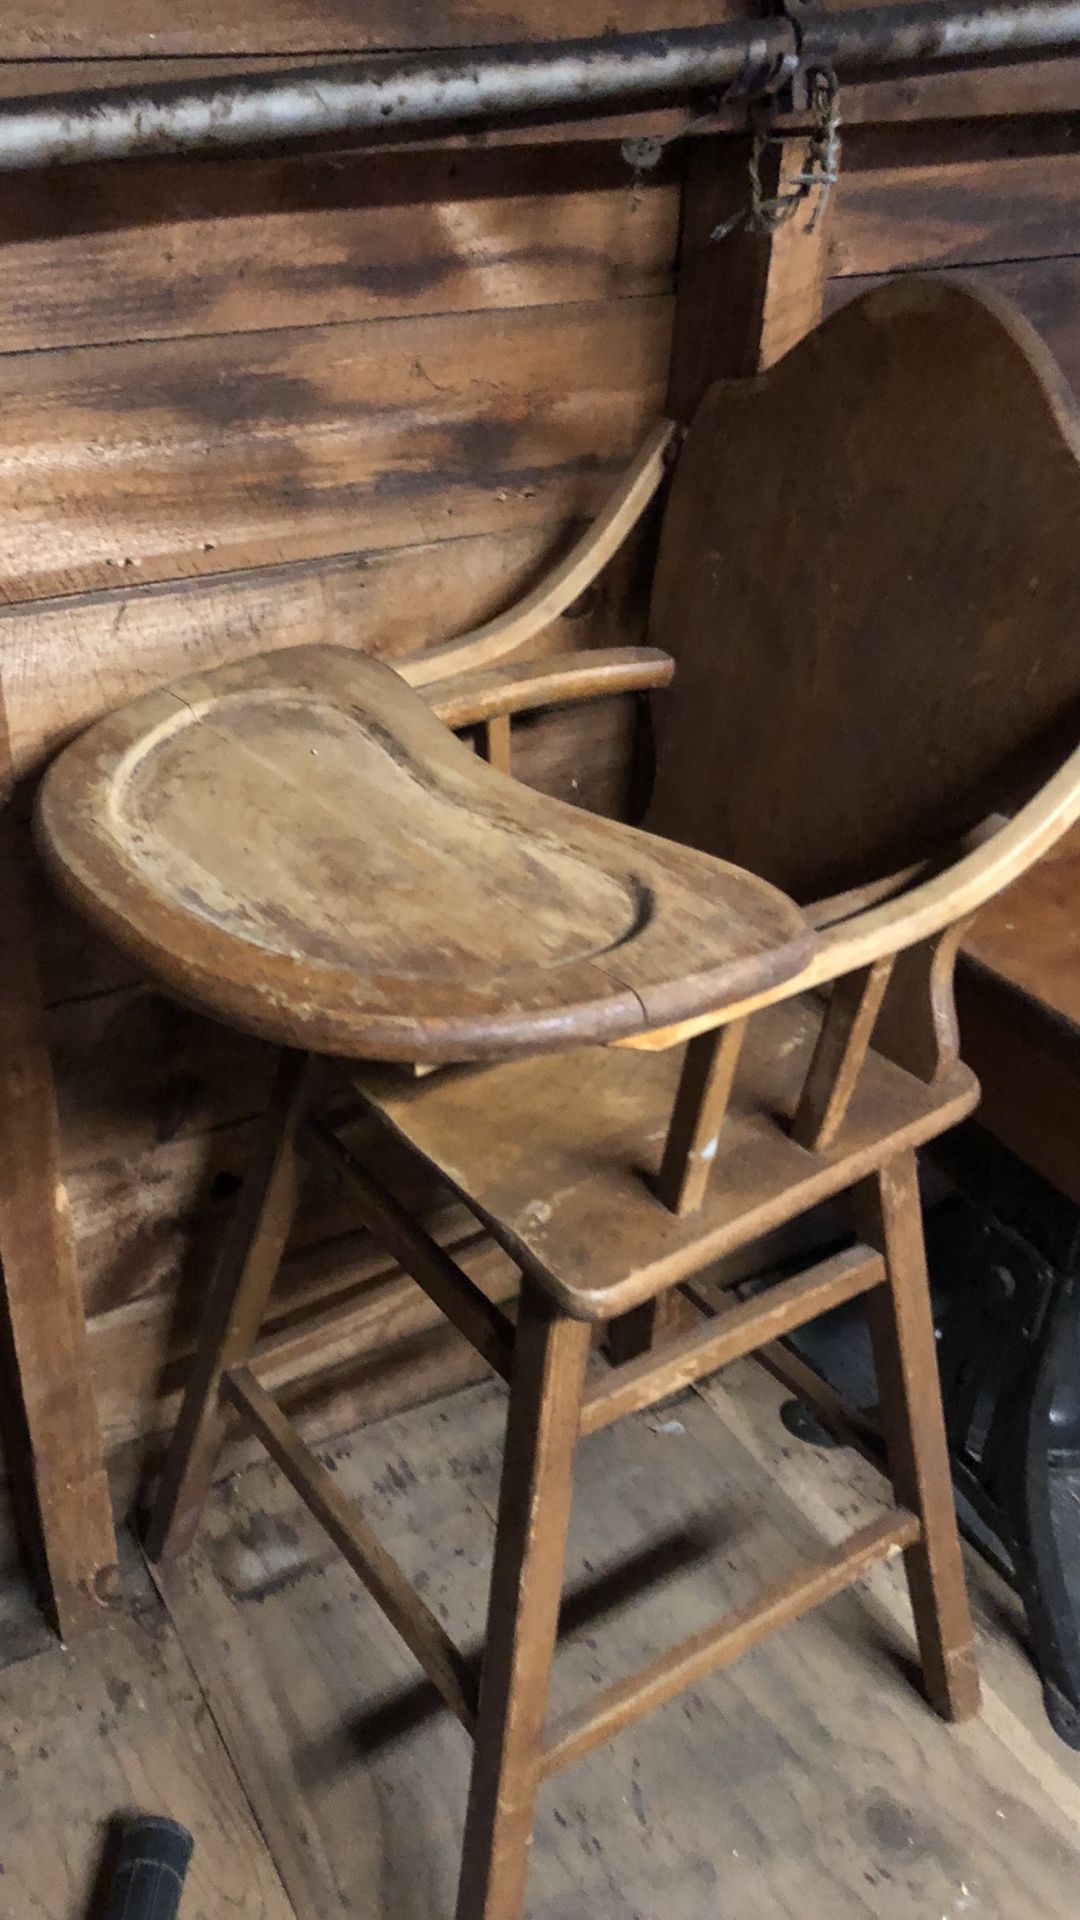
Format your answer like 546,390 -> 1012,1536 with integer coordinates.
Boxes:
540,1509 -> 920,1777
580,1245 -> 886,1437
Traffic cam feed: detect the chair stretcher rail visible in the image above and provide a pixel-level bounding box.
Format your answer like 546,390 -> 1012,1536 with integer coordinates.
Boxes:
224,1366 -> 479,1730
540,1510 -> 920,1777
580,1247 -> 886,1437
304,1118 -> 515,1381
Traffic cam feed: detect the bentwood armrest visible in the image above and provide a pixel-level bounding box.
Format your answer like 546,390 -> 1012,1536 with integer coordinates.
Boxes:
421,645 -> 674,731
400,420 -> 678,690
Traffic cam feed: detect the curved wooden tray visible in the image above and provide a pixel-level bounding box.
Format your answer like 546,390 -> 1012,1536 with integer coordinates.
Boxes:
36,646 -> 814,1062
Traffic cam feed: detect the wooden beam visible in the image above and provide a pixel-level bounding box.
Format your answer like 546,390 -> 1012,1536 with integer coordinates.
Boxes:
225,1364 -> 478,1730
791,960 -> 895,1151
656,1019 -> 747,1214
581,1247 -> 885,1438
0,696 -> 117,1638
541,1510 -> 920,1777
305,1117 -> 515,1380
144,1049 -> 312,1564
667,132 -> 834,423
479,712 -> 512,774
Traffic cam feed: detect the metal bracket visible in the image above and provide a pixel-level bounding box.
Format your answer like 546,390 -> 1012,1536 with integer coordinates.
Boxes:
779,0 -> 832,112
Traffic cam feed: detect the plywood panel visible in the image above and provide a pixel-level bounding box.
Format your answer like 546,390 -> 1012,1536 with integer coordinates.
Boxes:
0,143 -> 677,354
830,123 -> 1080,275
0,296 -> 670,604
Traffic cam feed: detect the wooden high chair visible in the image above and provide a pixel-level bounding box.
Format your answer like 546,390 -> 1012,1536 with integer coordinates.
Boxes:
36,279 -> 1080,1920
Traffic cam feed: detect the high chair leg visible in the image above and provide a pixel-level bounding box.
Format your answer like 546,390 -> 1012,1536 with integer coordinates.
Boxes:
456,1287 -> 590,1920
857,1150 -> 981,1722
144,1048 -> 312,1563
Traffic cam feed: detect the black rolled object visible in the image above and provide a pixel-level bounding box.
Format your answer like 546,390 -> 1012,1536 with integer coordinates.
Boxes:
101,1816 -> 194,1920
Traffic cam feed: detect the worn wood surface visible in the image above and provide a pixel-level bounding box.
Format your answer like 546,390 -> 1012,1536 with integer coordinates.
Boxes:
0,520 -> 640,783
0,0 -> 748,59
0,1608 -> 296,1920
5,8 -> 1080,1592
0,699 -> 118,1633
0,296 -> 670,605
656,1019 -> 747,1214
830,120 -> 1080,275
456,1291 -> 590,1920
358,996 -> 979,1318
957,822 -> 1080,1202
0,144 -> 677,356
142,1373 -> 1080,1920
145,1052 -> 310,1563
648,278 -> 1080,904
827,258 -> 1080,396
37,644 -> 812,1060
856,1155 -> 980,1721
963,822 -> 1080,1035
666,133 -> 832,421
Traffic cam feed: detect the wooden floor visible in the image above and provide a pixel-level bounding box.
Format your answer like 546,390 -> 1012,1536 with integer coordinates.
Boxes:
3,1360 -> 1080,1919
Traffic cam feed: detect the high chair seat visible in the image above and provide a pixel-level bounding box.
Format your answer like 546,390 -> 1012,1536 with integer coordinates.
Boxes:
355,999 -> 979,1320
35,642 -> 813,1063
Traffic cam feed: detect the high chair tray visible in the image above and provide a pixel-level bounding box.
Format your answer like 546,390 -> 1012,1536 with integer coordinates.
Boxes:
36,644 -> 814,1063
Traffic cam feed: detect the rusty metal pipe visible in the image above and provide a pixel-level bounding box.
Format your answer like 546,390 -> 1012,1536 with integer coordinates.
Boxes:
0,0 -> 1079,171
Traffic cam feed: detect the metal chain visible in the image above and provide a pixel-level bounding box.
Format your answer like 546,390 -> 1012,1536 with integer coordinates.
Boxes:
711,67 -> 841,240
620,46 -> 801,207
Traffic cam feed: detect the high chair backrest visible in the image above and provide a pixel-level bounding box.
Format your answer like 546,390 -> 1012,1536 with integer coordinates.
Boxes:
645,277 -> 1080,910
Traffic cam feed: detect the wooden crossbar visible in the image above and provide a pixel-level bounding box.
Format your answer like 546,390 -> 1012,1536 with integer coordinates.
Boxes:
304,1118 -> 515,1381
540,1509 -> 920,1778
580,1247 -> 886,1438
223,1365 -> 479,1731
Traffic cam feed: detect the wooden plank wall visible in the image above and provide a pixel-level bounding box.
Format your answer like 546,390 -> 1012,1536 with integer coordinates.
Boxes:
0,1 -> 1079,1573
826,113 -> 1080,390
0,4 -> 711,1565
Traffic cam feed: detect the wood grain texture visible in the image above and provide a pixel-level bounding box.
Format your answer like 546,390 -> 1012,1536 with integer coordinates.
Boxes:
830,121 -> 1080,277
37,644 -> 811,1061
579,1245 -> 886,1436
649,278 -> 1080,904
0,295 -> 670,604
0,143 -> 677,355
357,996 -> 979,1319
144,1049 -> 310,1563
838,54 -> 1080,124
86,1229 -> 519,1460
667,133 -> 831,421
825,258 -> 1080,397
456,1290 -> 590,1920
0,519 -> 638,781
0,1610 -> 297,1920
0,0 -> 746,59
955,821 -> 1080,1200
963,820 -> 1080,1033
855,1154 -> 980,1721
957,961 -> 1080,1206
0,714 -> 117,1636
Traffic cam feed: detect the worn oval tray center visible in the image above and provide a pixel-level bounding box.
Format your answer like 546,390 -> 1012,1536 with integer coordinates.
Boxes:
110,690 -> 645,979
